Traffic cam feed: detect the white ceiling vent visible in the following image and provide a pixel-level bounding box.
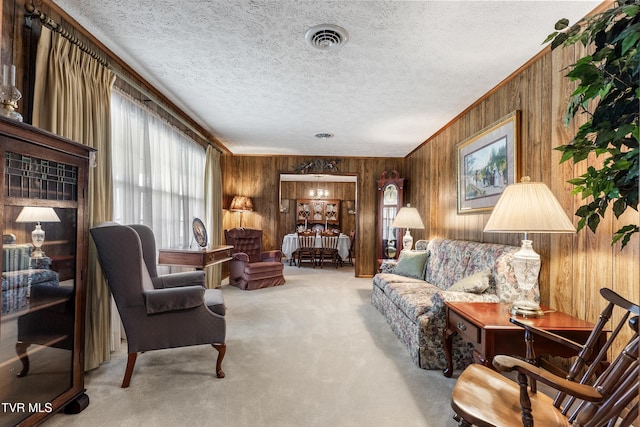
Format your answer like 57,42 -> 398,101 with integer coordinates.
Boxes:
305,24 -> 348,51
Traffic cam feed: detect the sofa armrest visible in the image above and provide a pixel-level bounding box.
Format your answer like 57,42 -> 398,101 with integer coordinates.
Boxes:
261,250 -> 282,262
143,286 -> 204,314
152,271 -> 206,289
379,261 -> 398,274
436,290 -> 500,303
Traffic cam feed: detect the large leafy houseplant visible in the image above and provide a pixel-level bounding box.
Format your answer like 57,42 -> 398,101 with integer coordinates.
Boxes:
545,0 -> 639,248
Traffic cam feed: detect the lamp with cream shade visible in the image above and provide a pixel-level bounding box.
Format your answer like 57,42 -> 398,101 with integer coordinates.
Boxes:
16,206 -> 61,258
391,204 -> 425,251
483,176 -> 575,317
229,196 -> 253,228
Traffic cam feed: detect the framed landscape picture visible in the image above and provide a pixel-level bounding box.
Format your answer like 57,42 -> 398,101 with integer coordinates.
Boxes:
457,110 -> 520,214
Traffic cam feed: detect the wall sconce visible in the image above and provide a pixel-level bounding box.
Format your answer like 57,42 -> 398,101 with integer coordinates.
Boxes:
279,199 -> 290,213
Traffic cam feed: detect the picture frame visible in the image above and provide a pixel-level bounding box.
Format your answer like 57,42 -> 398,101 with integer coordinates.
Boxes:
457,110 -> 520,214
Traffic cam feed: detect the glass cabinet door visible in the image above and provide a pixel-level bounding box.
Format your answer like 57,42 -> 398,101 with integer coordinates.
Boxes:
1,206 -> 77,426
1,134 -> 89,426
377,171 -> 404,260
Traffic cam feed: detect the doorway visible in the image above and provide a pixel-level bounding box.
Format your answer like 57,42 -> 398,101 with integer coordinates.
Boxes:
278,173 -> 358,270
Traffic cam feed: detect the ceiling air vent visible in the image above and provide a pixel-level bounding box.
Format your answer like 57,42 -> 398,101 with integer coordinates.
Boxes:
305,24 -> 348,51
315,133 -> 334,139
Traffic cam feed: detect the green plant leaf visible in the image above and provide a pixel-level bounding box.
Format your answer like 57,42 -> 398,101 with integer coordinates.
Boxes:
555,18 -> 570,30
551,32 -> 569,49
620,26 -> 640,55
544,31 -> 559,44
550,1 -> 639,248
613,198 -> 628,217
622,4 -> 639,18
587,213 -> 601,232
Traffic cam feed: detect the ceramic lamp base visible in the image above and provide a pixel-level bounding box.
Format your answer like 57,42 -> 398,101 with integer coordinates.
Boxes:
510,301 -> 544,318
402,230 -> 413,251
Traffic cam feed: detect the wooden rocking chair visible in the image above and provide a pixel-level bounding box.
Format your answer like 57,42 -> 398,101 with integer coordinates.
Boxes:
451,288 -> 639,427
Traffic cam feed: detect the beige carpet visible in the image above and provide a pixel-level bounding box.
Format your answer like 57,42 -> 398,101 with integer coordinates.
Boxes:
45,265 -> 459,427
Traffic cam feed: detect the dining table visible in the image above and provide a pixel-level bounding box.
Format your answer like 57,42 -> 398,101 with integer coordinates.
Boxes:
281,233 -> 351,263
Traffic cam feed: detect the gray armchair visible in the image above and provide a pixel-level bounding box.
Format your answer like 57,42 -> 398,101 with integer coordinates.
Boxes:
90,223 -> 226,388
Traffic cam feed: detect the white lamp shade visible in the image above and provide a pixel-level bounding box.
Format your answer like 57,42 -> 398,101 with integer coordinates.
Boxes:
483,179 -> 575,234
16,206 -> 61,223
392,205 -> 425,230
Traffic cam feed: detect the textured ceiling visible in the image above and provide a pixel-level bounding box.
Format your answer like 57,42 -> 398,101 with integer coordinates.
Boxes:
52,0 -> 601,157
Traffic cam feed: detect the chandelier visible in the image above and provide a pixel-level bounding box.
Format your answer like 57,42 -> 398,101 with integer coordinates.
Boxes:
309,188 -> 328,199
309,176 -> 328,199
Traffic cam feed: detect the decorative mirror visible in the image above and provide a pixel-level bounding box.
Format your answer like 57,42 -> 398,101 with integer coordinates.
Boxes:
376,170 -> 404,261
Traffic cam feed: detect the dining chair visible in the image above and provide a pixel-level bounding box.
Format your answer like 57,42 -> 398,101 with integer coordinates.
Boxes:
296,231 -> 317,268
451,287 -> 639,427
318,231 -> 341,268
346,230 -> 355,266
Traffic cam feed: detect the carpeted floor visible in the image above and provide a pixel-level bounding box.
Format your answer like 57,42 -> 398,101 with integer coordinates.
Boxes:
45,264 -> 460,427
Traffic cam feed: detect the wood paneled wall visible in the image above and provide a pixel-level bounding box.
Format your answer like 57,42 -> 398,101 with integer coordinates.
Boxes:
220,156 -> 403,277
404,42 -> 638,349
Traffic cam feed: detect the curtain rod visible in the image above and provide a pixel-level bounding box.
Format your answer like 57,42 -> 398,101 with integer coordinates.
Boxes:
24,4 -> 223,153
25,4 -> 108,67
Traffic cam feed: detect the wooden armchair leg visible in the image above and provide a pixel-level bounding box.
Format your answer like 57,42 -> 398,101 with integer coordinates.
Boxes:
121,352 -> 138,388
212,343 -> 226,378
15,342 -> 30,378
453,414 -> 471,427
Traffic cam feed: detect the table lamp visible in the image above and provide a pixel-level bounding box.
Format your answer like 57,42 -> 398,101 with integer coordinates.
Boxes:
483,177 -> 575,317
229,196 -> 253,228
16,206 -> 61,258
392,204 -> 425,251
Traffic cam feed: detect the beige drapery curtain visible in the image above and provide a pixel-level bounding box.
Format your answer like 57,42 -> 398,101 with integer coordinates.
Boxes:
204,146 -> 223,288
32,27 -> 116,370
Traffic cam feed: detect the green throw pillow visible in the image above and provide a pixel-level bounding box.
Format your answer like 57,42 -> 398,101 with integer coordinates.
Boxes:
449,270 -> 491,294
394,250 -> 430,279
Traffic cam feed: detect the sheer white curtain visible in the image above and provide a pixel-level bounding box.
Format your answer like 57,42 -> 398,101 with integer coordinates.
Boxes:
109,89 -> 206,348
111,88 -> 206,251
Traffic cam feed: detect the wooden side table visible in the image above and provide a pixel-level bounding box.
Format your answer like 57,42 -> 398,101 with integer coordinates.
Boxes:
442,302 -> 599,378
158,245 -> 233,269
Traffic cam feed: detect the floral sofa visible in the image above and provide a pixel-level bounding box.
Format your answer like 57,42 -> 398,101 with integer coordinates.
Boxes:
372,238 -> 531,371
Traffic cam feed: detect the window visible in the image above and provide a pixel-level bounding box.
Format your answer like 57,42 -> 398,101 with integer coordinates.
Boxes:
110,88 -> 205,250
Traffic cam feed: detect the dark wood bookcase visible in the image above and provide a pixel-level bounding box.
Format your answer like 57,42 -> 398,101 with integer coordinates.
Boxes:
0,118 -> 92,426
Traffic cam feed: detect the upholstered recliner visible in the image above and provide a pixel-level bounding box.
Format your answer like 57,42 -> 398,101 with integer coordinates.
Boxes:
90,223 -> 226,388
224,228 -> 285,290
